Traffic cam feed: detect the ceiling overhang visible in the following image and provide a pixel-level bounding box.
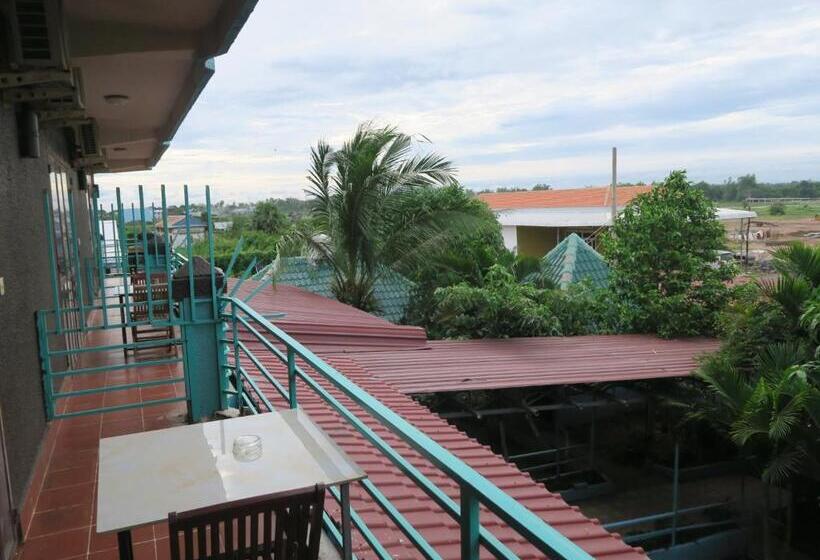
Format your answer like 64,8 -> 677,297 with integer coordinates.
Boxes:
57,0 -> 255,172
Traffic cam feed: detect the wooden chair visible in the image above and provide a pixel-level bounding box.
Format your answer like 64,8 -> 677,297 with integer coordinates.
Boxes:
129,272 -> 176,355
168,484 -> 325,560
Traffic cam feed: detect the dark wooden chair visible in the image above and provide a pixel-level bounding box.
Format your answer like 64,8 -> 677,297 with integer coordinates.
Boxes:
128,272 -> 176,355
168,484 -> 325,560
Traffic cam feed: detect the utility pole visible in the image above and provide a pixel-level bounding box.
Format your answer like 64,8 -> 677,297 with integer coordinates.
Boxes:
610,147 -> 617,224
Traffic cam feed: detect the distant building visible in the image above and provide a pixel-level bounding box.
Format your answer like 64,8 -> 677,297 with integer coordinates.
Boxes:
539,233 -> 609,289
479,185 -> 757,257
155,215 -> 208,247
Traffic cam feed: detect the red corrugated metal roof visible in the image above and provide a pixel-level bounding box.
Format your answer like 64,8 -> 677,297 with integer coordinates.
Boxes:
230,281 -> 428,353
239,349 -> 647,559
235,280 -> 649,558
478,185 -> 652,210
345,336 -> 720,394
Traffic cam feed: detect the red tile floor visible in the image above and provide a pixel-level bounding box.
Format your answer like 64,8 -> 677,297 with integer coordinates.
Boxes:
15,306 -> 187,560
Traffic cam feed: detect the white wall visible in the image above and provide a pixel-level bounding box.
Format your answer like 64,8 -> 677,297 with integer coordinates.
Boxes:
501,225 -> 518,252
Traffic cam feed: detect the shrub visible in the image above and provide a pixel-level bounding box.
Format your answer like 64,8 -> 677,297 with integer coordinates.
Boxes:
769,202 -> 786,215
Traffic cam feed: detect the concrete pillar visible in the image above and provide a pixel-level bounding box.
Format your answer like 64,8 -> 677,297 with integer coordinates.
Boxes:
172,257 -> 226,422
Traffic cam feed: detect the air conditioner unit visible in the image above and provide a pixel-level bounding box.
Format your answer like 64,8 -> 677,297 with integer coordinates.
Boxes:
0,0 -> 71,90
2,0 -> 68,71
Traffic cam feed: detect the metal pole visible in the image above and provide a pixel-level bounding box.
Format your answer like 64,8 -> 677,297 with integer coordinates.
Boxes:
43,191 -> 62,333
161,185 -> 173,312
184,185 -> 195,322
340,483 -> 353,560
116,189 -> 132,327
671,441 -> 680,547
139,186 -> 154,323
460,485 -> 480,560
287,348 -> 297,408
67,190 -> 86,330
205,185 -> 218,318
610,147 -> 617,225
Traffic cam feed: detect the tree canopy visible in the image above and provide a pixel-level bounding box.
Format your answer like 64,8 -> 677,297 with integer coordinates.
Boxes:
601,170 -> 734,337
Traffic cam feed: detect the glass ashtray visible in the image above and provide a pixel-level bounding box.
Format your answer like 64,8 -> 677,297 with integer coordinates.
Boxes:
232,434 -> 262,462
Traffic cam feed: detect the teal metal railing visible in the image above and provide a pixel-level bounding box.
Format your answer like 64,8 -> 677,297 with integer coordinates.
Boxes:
220,295 -> 595,560
37,184 -> 222,420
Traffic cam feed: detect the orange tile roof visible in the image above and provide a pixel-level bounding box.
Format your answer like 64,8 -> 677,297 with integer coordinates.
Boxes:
478,185 -> 652,210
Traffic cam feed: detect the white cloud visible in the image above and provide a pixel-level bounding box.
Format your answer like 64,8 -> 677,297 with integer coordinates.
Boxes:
96,0 -> 820,203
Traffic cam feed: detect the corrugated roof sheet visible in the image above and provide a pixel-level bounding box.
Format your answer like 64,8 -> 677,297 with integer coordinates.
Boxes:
232,280 -> 719,558
238,349 -> 647,560
479,185 -> 652,210
229,280 -> 428,353
542,233 -> 610,289
347,336 -> 720,394
274,257 -> 413,324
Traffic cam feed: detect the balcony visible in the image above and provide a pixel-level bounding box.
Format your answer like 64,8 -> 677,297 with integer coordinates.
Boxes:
16,186 -> 646,560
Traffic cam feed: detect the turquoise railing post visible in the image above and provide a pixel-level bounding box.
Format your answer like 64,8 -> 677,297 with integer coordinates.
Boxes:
36,310 -> 54,420
43,191 -> 62,333
205,185 -> 218,318
231,303 -> 243,409
183,185 -> 196,323
138,186 -> 155,322
67,191 -> 86,330
115,189 -> 132,327
173,256 -> 226,421
287,348 -> 297,408
161,185 -> 173,310
460,486 -> 480,560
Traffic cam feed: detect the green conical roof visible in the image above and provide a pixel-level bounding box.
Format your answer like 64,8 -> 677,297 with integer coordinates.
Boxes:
273,257 -> 413,324
542,233 -> 609,289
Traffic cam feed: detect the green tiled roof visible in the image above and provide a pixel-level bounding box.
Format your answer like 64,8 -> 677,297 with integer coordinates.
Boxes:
541,233 -> 609,289
274,257 -> 413,323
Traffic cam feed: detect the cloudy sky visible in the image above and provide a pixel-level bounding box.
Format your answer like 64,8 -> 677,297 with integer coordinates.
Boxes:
98,0 -> 820,205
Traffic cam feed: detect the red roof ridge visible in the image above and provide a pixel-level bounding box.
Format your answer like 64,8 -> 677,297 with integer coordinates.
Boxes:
478,185 -> 652,210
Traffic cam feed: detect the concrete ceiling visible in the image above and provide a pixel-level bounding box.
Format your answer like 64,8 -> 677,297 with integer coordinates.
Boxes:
63,0 -> 256,172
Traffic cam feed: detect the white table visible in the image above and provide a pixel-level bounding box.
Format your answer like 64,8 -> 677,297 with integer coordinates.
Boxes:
97,409 -> 366,560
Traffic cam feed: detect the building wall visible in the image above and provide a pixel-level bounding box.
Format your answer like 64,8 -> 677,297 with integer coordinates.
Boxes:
514,226 -> 601,257
516,226 -> 560,257
0,103 -> 92,507
500,225 -> 518,252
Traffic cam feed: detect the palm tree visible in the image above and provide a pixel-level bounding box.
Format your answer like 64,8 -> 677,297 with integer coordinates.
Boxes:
293,123 -> 457,311
695,346 -> 819,559
693,241 -> 820,559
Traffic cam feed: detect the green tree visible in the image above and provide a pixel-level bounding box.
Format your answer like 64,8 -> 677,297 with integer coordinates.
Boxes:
430,265 -> 616,339
293,122 -> 456,311
601,170 -> 735,337
252,200 -> 290,235
695,242 -> 820,558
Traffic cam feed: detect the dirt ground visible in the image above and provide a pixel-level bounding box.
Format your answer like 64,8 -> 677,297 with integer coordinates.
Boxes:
725,215 -> 820,270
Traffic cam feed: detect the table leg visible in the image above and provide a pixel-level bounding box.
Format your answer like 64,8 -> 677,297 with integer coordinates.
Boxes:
117,530 -> 134,560
340,483 -> 352,560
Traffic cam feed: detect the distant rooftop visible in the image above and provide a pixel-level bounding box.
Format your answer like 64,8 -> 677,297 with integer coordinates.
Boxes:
479,185 -> 652,210
541,233 -> 609,289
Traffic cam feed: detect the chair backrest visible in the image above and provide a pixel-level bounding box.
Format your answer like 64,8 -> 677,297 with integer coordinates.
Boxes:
168,484 -> 325,560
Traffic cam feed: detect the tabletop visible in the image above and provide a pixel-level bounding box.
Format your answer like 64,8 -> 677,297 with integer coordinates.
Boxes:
96,409 -> 366,533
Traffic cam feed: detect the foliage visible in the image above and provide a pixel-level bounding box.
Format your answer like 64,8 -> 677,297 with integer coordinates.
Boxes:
695,350 -> 819,486
429,265 -> 617,339
289,122 -> 457,312
769,202 -> 786,215
388,183 -> 511,327
601,170 -> 735,338
695,242 -> 820,557
252,200 -> 290,235
693,174 -> 820,202
192,230 -> 279,274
